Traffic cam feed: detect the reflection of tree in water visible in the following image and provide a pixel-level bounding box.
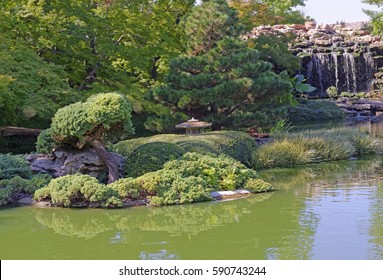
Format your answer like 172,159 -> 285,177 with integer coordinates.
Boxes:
34,193 -> 273,240
369,182 -> 383,259
35,210 -> 114,239
137,193 -> 273,237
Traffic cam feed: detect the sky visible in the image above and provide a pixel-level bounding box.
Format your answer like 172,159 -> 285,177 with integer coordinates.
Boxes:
303,0 -> 379,24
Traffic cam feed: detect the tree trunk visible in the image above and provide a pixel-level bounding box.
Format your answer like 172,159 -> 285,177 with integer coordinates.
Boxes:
87,138 -> 119,184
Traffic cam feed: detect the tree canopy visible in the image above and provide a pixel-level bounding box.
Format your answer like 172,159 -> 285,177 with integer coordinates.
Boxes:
49,92 -> 134,183
227,0 -> 307,30
154,1 -> 293,129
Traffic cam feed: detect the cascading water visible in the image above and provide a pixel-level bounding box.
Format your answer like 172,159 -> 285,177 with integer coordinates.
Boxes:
305,48 -> 375,95
343,51 -> 357,93
363,51 -> 375,92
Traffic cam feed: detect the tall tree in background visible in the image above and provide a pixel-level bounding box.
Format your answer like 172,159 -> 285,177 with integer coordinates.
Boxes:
154,0 -> 292,129
0,0 -> 195,91
363,0 -> 383,35
228,0 -> 307,30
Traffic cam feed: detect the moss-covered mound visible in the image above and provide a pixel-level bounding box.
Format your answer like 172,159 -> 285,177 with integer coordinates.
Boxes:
113,131 -> 257,177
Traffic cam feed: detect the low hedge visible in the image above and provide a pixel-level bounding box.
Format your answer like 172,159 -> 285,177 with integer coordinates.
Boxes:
113,131 -> 257,177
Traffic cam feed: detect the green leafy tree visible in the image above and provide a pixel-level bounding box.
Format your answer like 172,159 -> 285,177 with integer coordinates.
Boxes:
228,0 -> 307,30
0,35 -> 75,127
48,92 -> 134,183
363,0 -> 383,35
0,0 -> 195,91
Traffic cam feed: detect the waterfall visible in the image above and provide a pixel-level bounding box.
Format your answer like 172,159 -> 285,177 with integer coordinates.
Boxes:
363,51 -> 375,92
343,51 -> 357,93
332,52 -> 339,91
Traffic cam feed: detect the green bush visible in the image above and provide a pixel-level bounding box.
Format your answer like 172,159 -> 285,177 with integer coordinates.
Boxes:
113,131 -> 257,167
244,178 -> 274,193
286,99 -> 346,124
0,154 -> 32,180
34,174 -> 122,208
123,142 -> 186,177
326,86 -> 338,98
36,128 -> 56,154
112,152 -> 272,206
0,173 -> 51,206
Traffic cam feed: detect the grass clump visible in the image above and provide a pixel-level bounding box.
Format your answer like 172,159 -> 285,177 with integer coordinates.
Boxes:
253,127 -> 380,168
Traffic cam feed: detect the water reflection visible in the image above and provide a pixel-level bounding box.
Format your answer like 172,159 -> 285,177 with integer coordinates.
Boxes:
2,158 -> 383,259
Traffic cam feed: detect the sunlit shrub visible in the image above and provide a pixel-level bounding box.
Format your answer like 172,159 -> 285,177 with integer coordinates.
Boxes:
34,174 -> 122,208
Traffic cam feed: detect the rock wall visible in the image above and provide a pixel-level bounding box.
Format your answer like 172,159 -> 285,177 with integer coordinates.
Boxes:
244,22 -> 383,96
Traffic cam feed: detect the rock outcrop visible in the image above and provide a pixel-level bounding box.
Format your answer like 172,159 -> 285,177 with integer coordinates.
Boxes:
27,148 -> 125,180
244,21 -> 383,96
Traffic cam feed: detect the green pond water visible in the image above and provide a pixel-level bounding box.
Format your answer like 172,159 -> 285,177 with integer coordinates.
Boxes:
1,157 -> 383,260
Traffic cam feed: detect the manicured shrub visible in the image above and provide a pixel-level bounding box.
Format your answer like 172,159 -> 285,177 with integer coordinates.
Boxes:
0,154 -> 32,180
123,142 -> 186,177
113,131 -> 257,167
112,152 -> 272,206
34,174 -> 122,208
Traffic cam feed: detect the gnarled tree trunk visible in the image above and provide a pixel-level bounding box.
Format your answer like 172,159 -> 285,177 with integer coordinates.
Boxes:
87,138 -> 119,184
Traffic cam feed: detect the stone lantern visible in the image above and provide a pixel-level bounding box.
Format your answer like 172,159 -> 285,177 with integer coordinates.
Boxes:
175,117 -> 212,135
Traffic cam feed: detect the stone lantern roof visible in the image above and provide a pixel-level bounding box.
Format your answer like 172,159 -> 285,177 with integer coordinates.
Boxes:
175,117 -> 212,134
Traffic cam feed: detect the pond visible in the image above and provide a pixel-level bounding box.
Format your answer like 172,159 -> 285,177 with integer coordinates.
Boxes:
1,157 -> 383,260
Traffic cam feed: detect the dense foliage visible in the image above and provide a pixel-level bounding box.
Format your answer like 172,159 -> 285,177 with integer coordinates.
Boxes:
110,152 -> 273,206
34,174 -> 122,208
0,36 -> 75,128
228,0 -> 307,30
113,131 -> 257,168
0,154 -> 52,206
285,99 -> 346,124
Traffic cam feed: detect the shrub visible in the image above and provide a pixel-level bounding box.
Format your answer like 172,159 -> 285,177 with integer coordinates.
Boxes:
0,174 -> 51,206
286,99 -> 346,124
112,152 -> 272,206
123,142 -> 186,177
244,178 -> 274,193
36,128 -> 56,154
326,86 -> 338,98
0,154 -> 32,180
34,174 -> 122,208
113,131 -> 257,167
